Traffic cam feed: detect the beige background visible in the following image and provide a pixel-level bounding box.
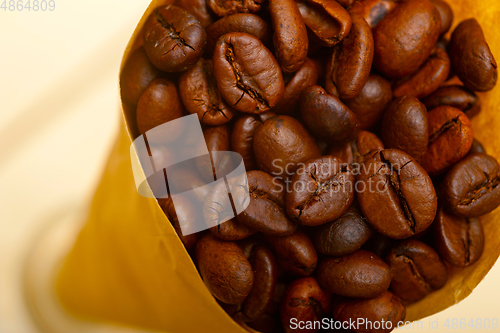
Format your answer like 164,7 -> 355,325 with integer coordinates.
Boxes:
0,1 -> 498,332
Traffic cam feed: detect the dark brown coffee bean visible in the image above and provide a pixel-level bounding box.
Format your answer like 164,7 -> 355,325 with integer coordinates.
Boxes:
296,0 -> 352,47
422,85 -> 481,119
280,277 -> 330,333
337,0 -> 354,7
286,156 -> 355,226
236,170 -> 297,236
317,250 -> 391,298
441,153 -> 500,218
433,207 -> 484,267
468,139 -> 486,155
363,233 -> 396,260
449,19 -> 497,92
161,197 -> 200,251
136,79 -> 184,143
272,58 -> 319,115
174,0 -> 214,28
393,47 -> 451,99
269,0 -> 309,73
196,233 -> 254,304
313,204 -> 373,257
300,85 -> 360,145
348,0 -> 398,28
329,130 -> 385,166
143,5 -> 207,72
381,96 -> 429,163
178,58 -> 235,126
343,74 -> 393,130
325,14 -> 374,99
421,106 -> 473,176
205,14 -> 270,55
253,115 -> 321,179
120,47 -> 162,109
373,0 -> 441,78
231,112 -> 276,171
266,230 -> 318,276
357,149 -> 438,239
209,218 -> 256,240
386,240 -> 448,304
166,166 -> 210,203
196,124 -> 233,181
429,0 -> 453,35
332,291 -> 406,333
213,32 -> 284,113
208,0 -> 264,17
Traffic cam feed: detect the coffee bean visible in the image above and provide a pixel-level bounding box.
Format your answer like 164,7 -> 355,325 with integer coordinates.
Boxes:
348,0 -> 398,28
468,139 -> 486,155
161,197 -> 200,251
422,85 -> 481,119
208,0 -> 264,17
196,124 -> 233,182
175,0 -> 214,28
429,0 -> 453,35
328,130 -> 385,166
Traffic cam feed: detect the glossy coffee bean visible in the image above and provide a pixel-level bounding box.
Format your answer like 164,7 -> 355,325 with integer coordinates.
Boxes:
357,149 -> 437,239
421,106 -> 473,176
313,204 -> 373,257
468,139 -> 486,155
441,153 -> 500,218
449,19 -> 497,92
196,234 -> 254,304
381,96 -> 429,163
393,47 -> 451,100
422,85 -> 481,119
143,5 -> 207,72
213,32 -> 284,113
386,240 -> 448,304
266,230 -> 318,276
208,0 -> 264,16
280,277 -> 330,333
236,170 -> 297,236
300,85 -> 360,145
272,58 -> 319,115
253,115 -> 320,179
231,112 -> 276,171
433,207 -> 484,267
328,130 -> 384,166
325,14 -> 374,99
136,79 -> 184,143
209,218 -> 256,241
336,0 -> 354,7
332,291 -> 406,333
429,0 -> 453,35
269,0 -> 309,73
166,166 -> 210,203
286,156 -> 355,226
348,0 -> 398,28
161,197 -> 200,251
317,250 -> 391,298
373,0 -> 441,78
178,58 -> 235,126
343,74 -> 393,130
174,0 -> 214,28
196,124 -> 233,182
295,0 -> 352,47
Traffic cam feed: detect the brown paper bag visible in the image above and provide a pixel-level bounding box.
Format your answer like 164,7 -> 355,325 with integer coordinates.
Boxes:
56,0 -> 500,331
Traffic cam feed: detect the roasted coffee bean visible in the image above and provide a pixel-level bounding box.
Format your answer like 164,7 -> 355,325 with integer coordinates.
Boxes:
196,124 -> 233,181
337,0 -> 354,7
272,58 -> 319,115
231,112 -> 276,171
253,115 -> 320,179
161,197 -> 200,251
235,170 -> 297,236
325,14 -> 374,99
143,5 -> 207,72
386,240 -> 448,304
328,130 -> 385,166
422,85 -> 481,119
175,0 -> 214,28
300,85 -> 360,145
208,0 -> 264,17
318,250 -> 391,298
209,218 -> 256,240
136,78 -> 184,143
269,0 -> 309,73
373,0 -> 441,78
205,14 -> 270,55
393,47 -> 451,99
120,47 -> 162,109
280,277 -> 330,333
332,291 -> 406,333
449,19 -> 497,92
178,58 -> 235,126
343,74 -> 393,130
363,232 -> 396,260
196,234 -> 254,304
166,166 -> 211,203
468,139 -> 486,155
433,206 -> 485,267
421,106 -> 474,176
286,156 -> 355,226
348,0 -> 398,28
295,0 -> 352,47
429,0 -> 453,35
313,204 -> 373,257
213,32 -> 284,113
357,149 -> 438,239
236,241 -> 278,322
266,230 -> 318,276
441,153 -> 500,218
381,96 -> 429,163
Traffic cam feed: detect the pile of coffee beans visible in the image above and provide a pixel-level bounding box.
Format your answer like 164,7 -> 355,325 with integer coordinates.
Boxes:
120,0 -> 500,332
